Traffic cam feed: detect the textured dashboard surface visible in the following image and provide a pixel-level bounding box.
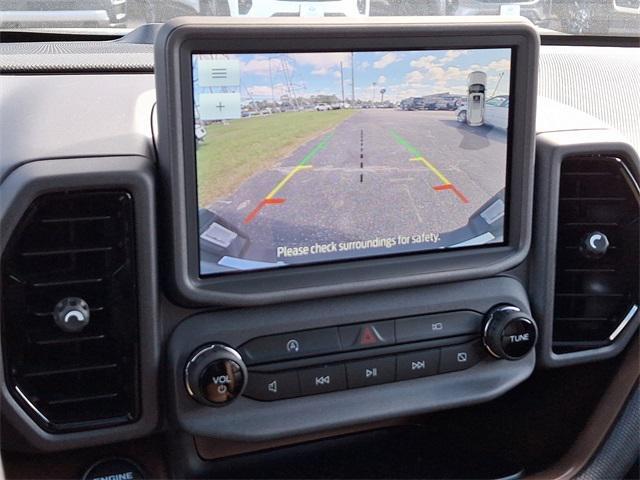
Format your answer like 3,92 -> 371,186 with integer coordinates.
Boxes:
539,46 -> 640,151
0,74 -> 155,182
0,41 -> 153,72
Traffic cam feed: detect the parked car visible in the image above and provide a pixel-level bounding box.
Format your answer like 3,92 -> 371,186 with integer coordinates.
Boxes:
315,103 -> 331,111
407,97 -> 426,110
424,101 -> 439,111
0,0 -> 128,28
195,123 -> 207,141
456,94 -> 509,129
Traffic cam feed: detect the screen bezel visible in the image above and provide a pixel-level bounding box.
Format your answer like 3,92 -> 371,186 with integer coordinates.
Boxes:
155,17 -> 539,306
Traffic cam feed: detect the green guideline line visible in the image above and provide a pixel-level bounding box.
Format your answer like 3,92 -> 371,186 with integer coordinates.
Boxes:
389,129 -> 453,186
389,130 -> 421,157
299,132 -> 334,166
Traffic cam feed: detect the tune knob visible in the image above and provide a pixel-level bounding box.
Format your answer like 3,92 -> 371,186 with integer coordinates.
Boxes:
482,305 -> 538,360
184,344 -> 247,406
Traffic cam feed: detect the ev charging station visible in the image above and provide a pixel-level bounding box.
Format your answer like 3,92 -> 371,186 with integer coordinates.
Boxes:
466,71 -> 487,126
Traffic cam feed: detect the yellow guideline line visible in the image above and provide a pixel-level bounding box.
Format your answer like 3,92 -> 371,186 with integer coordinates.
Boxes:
410,156 -> 451,186
266,165 -> 313,199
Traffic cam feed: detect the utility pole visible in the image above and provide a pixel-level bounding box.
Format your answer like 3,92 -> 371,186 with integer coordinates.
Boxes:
340,61 -> 345,105
280,56 -> 299,110
268,57 -> 275,105
351,51 -> 355,104
492,72 -> 505,97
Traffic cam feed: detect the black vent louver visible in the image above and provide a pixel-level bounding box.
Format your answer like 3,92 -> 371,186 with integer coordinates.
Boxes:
2,191 -> 139,432
553,156 -> 639,354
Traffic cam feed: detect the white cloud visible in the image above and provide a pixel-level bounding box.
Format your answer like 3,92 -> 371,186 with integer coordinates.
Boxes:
373,52 -> 399,69
312,67 -> 330,75
360,61 -> 370,69
242,56 -> 274,76
405,70 -> 425,84
426,66 -> 447,82
442,50 -> 468,63
291,52 -> 352,70
409,51 -> 468,70
376,75 -> 387,85
410,55 -> 439,70
246,83 -> 287,98
487,59 -> 511,71
441,67 -> 470,81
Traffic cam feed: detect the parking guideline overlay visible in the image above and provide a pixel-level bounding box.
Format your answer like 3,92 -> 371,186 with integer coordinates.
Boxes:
390,130 -> 469,204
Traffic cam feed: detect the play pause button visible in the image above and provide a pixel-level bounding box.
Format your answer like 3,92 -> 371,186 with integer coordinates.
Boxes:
346,356 -> 395,388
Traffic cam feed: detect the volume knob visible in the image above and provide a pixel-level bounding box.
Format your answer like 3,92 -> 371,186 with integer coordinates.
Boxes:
483,305 -> 538,360
184,344 -> 247,407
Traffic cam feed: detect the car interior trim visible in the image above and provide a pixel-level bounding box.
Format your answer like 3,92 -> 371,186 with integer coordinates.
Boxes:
527,337 -> 639,480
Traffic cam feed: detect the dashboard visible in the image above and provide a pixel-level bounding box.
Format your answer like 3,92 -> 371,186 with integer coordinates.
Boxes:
0,17 -> 638,480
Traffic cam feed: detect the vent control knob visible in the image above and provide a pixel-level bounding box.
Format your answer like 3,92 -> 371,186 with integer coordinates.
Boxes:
185,344 -> 247,407
53,297 -> 90,333
580,231 -> 610,259
483,305 -> 538,360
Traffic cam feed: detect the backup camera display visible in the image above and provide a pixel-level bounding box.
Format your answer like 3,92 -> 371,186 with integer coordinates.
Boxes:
193,48 -> 512,276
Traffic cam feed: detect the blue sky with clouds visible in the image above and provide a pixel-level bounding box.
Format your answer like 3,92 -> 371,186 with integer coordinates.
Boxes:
193,48 -> 511,104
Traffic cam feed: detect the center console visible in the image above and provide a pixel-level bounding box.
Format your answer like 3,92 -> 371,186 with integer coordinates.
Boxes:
151,17 -> 541,442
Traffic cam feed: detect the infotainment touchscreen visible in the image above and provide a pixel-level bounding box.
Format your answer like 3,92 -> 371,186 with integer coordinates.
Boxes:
193,48 -> 513,276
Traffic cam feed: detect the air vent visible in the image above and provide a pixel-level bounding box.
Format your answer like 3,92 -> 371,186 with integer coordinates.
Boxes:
553,156 -> 639,354
1,191 -> 139,432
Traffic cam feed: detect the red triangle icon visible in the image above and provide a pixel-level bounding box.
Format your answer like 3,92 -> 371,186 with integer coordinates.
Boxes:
359,326 -> 380,345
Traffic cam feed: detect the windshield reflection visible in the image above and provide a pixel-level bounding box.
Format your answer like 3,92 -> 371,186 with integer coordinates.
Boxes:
0,0 -> 638,36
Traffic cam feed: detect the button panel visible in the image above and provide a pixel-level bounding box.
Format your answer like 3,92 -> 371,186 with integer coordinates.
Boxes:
239,310 -> 492,401
245,340 -> 484,401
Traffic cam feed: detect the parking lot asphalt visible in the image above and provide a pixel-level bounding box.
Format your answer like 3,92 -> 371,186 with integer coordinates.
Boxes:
205,109 -> 508,264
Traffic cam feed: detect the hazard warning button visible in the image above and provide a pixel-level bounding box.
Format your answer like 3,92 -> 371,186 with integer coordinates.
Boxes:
339,321 -> 395,351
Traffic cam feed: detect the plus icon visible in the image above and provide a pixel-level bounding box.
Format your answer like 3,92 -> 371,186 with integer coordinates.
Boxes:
216,102 -> 225,112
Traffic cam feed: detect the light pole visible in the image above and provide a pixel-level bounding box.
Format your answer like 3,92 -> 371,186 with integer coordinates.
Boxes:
340,61 -> 345,105
351,51 -> 355,104
492,72 -> 505,97
268,57 -> 276,105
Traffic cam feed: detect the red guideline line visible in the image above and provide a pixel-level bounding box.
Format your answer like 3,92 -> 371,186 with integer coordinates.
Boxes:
243,198 -> 285,224
433,184 -> 469,204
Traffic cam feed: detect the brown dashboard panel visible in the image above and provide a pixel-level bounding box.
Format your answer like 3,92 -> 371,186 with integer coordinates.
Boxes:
528,336 -> 639,480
